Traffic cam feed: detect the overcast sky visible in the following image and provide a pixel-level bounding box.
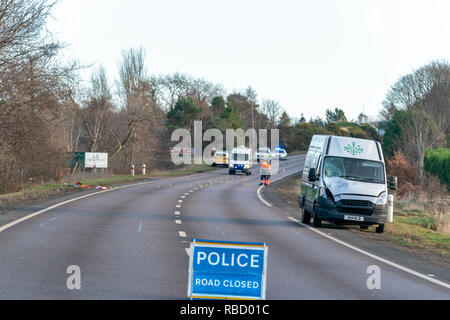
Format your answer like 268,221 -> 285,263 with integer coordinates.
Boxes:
48,0 -> 450,121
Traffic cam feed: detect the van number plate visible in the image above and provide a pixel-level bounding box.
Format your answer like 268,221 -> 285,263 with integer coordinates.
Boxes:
344,215 -> 365,222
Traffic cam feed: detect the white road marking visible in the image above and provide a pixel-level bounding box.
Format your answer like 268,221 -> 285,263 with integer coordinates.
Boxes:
176,205 -> 181,208
257,186 -> 272,207
40,223 -> 47,227
50,217 -> 57,222
175,211 -> 181,216
138,222 -> 143,233
288,217 -> 450,289
175,220 -> 182,225
181,196 -> 186,199
185,248 -> 190,256
178,200 -> 183,203
179,231 -> 187,238
288,217 -> 300,223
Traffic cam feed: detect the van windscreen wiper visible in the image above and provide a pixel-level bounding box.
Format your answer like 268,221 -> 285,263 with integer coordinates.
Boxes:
340,175 -> 360,181
359,177 -> 385,184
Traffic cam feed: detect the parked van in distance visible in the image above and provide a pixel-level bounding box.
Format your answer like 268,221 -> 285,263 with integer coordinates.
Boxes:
298,135 -> 397,233
229,146 -> 253,175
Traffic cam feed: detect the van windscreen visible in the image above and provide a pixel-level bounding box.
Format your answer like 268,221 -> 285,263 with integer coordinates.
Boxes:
233,153 -> 249,161
323,157 -> 385,184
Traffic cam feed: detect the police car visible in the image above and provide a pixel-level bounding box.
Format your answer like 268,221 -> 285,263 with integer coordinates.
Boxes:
255,148 -> 272,163
212,151 -> 229,167
272,147 -> 288,161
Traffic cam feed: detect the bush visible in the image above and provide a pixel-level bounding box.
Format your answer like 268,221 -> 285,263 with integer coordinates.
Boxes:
424,148 -> 450,190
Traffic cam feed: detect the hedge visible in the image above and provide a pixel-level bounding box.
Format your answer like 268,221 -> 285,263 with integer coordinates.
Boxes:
424,148 -> 450,189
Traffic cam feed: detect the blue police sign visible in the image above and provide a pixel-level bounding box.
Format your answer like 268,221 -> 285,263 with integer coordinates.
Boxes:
187,239 -> 268,300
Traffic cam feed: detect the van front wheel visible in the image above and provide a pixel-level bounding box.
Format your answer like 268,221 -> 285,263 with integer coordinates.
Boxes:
312,207 -> 322,228
376,224 -> 385,234
301,207 -> 311,224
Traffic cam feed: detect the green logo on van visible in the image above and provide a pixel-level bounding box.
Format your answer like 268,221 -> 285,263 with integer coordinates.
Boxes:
344,142 -> 364,156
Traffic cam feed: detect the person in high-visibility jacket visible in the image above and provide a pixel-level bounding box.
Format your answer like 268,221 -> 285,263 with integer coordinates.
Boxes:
260,160 -> 272,186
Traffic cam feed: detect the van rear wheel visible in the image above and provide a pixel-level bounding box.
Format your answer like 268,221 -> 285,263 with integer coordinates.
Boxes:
301,207 -> 311,224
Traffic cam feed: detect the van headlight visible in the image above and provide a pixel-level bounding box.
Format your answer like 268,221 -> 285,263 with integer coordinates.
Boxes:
320,187 -> 335,202
376,193 -> 388,206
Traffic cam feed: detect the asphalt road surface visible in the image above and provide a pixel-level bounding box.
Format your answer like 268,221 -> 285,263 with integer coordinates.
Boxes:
0,155 -> 449,299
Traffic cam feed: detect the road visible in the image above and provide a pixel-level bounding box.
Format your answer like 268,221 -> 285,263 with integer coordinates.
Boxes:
0,155 -> 449,299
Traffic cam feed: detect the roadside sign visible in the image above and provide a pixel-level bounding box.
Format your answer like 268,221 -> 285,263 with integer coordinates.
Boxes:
187,239 -> 268,300
85,152 -> 108,169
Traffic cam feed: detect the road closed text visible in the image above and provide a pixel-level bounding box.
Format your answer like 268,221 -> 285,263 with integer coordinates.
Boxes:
195,278 -> 260,289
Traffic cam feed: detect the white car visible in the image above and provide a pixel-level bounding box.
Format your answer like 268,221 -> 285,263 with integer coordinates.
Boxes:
272,148 -> 288,161
255,148 -> 272,163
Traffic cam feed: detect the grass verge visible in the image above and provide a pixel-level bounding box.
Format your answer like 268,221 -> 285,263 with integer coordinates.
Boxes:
0,164 -> 217,212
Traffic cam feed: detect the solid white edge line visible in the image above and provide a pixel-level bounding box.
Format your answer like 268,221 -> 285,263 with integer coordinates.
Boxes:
256,170 -> 450,289
290,217 -> 450,289
257,186 -> 272,207
257,170 -> 301,208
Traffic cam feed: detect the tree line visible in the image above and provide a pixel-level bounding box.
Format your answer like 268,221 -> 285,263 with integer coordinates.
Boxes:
380,60 -> 449,194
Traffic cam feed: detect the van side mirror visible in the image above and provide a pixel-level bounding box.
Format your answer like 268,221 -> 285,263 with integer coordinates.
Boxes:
308,168 -> 317,182
388,176 -> 398,190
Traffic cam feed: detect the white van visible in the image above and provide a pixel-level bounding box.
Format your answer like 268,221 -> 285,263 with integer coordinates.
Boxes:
298,135 -> 397,233
229,146 -> 253,175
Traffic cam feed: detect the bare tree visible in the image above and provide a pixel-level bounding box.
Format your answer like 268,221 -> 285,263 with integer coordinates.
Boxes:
393,108 -> 443,183
0,0 -> 79,191
383,60 -> 450,134
150,73 -> 224,111
82,66 -> 112,152
261,99 -> 284,129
